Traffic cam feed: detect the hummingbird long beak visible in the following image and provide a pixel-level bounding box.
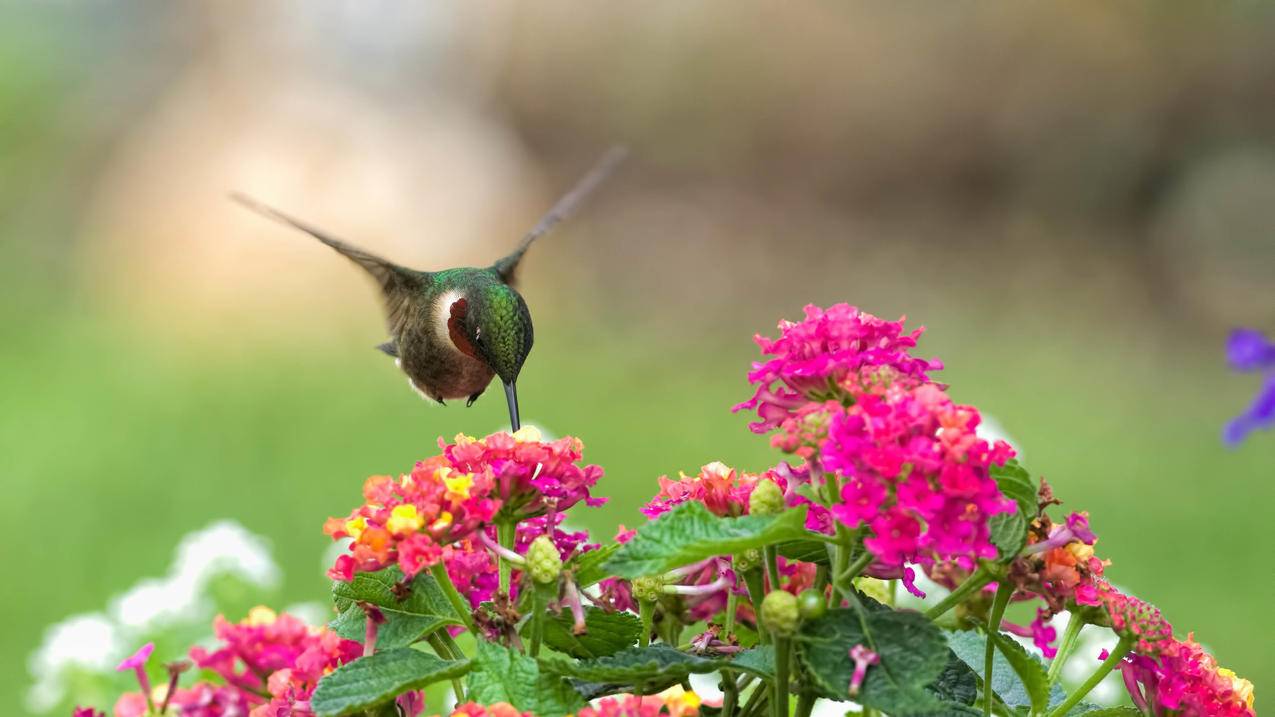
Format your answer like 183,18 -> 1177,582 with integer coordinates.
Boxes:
503,381 -> 521,432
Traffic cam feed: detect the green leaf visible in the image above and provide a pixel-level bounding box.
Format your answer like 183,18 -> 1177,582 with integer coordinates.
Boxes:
776,539 -> 832,566
523,606 -> 641,658
925,655 -> 978,706
331,566 -> 462,647
311,648 -> 469,717
728,644 -> 775,679
602,502 -> 811,579
946,630 -> 1066,710
1076,709 -> 1143,716
467,641 -> 586,717
988,631 -> 1051,713
991,460 -> 1036,516
566,543 -> 622,588
989,511 -> 1027,561
542,644 -> 775,686
797,607 -> 964,715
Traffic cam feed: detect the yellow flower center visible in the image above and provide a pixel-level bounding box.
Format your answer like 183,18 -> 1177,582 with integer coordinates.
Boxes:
245,605 -> 277,626
1067,542 -> 1095,562
430,511 -> 455,534
513,425 -> 543,443
344,516 -> 368,540
1219,668 -> 1255,708
386,504 -> 425,535
443,470 -> 475,501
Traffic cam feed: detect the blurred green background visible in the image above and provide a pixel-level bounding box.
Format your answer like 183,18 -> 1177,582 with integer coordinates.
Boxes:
3,2 -> 1274,714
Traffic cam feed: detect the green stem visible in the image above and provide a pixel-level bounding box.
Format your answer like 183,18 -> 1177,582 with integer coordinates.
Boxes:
764,546 -> 781,592
924,565 -> 994,620
426,632 -> 467,703
1044,637 -> 1133,717
1046,615 -> 1086,686
724,589 -> 739,638
529,586 -> 546,657
740,679 -> 768,717
721,673 -> 740,717
772,637 -> 791,717
838,551 -> 873,584
639,599 -> 655,647
743,569 -> 770,644
430,562 -> 477,633
984,582 -> 1014,717
794,688 -> 816,717
497,520 -> 516,596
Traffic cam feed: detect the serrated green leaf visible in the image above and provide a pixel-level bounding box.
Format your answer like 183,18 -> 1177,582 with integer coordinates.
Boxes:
567,544 -> 621,588
729,644 -> 775,679
797,607 -> 962,715
542,644 -> 774,686
776,539 -> 832,566
311,648 -> 469,717
946,630 -> 1067,710
602,502 -> 811,579
468,641 -> 586,717
1076,708 -> 1142,716
989,511 -> 1027,561
988,631 -> 1051,713
522,607 -> 641,658
329,567 -> 462,649
926,654 -> 978,706
991,460 -> 1036,516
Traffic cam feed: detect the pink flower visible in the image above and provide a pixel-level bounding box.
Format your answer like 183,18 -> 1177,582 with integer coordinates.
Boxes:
1117,636 -> 1255,717
735,304 -> 941,433
1099,584 -> 1174,657
324,455 -> 500,580
442,427 -> 606,519
114,643 -> 154,710
162,682 -> 252,717
848,644 -> 880,696
442,514 -> 597,608
642,462 -> 769,518
823,383 -> 1016,572
450,703 -> 533,717
72,709 -> 104,717
576,692 -> 702,717
1030,609 -> 1059,658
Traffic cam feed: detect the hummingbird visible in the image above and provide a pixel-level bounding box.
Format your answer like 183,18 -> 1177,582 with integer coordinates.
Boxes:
231,147 -> 626,431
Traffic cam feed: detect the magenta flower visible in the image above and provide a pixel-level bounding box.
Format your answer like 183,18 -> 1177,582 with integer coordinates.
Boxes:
1030,608 -> 1059,658
114,643 -> 154,709
1099,585 -> 1174,657
734,304 -> 942,433
1117,636 -> 1255,717
442,427 -> 606,518
1224,328 -> 1275,445
72,708 -> 104,717
848,644 -> 880,696
823,383 -> 1016,573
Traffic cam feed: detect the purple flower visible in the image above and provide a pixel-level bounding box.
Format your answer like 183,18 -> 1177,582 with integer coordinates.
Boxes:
1227,329 -> 1275,372
1225,372 -> 1275,446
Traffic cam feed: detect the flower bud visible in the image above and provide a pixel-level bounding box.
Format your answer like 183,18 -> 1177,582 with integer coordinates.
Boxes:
733,548 -> 762,573
632,575 -> 664,603
748,479 -> 785,517
760,590 -> 799,637
796,589 -> 826,620
525,536 -> 562,585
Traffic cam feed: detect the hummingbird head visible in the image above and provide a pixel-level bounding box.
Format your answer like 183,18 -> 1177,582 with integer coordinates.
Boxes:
469,282 -> 534,386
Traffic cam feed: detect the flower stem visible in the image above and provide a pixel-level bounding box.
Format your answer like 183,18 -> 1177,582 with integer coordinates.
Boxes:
725,589 -> 739,638
721,670 -> 741,717
430,562 -> 477,633
924,566 -> 993,620
426,632 -> 467,703
529,586 -> 547,657
497,520 -> 516,597
794,688 -> 816,717
772,637 -> 791,717
1044,636 -> 1132,717
639,599 -> 655,648
764,546 -> 781,592
838,550 -> 873,584
743,569 -> 770,644
984,582 -> 1013,717
1046,615 -> 1086,686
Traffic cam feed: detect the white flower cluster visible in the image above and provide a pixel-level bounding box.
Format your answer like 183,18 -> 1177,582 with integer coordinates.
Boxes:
26,521 -> 281,713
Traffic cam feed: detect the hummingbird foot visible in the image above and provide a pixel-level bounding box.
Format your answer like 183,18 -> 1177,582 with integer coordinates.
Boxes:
503,381 -> 521,432
466,390 -> 485,408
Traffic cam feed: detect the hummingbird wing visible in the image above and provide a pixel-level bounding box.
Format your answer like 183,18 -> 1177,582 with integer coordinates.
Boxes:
230,194 -> 425,340
493,145 -> 628,284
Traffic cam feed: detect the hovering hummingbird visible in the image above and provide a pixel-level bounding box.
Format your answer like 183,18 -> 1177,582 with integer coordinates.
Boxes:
231,147 -> 626,431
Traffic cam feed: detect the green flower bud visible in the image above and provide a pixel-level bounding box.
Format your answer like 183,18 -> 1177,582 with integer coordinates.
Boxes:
748,479 -> 785,517
733,548 -> 762,573
525,535 -> 562,584
760,589 -> 799,637
632,575 -> 664,603
796,589 -> 826,620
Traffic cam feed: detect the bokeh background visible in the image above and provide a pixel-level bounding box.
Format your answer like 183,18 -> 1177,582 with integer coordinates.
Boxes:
4,2 -> 1274,714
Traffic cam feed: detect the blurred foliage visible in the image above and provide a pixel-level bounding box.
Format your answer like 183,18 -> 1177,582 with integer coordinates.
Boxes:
2,2 -> 1273,714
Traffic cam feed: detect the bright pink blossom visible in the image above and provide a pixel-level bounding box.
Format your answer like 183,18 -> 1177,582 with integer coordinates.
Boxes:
162,682 -> 251,717
576,692 -> 702,717
735,304 -> 941,432
324,455 -> 499,580
848,644 -> 880,696
450,703 -> 533,717
1099,584 -> 1174,657
73,709 -> 104,717
442,427 -> 605,519
1117,635 -> 1255,717
823,383 -> 1016,572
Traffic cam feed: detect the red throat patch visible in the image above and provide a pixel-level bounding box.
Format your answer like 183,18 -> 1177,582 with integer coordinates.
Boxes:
447,297 -> 480,359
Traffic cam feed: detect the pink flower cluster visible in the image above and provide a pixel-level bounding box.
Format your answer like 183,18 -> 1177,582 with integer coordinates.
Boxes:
1099,584 -> 1174,658
576,692 -> 702,717
642,462 -> 770,519
449,703 -> 532,717
1119,636 -> 1256,717
734,304 -> 941,433
190,607 -> 363,716
823,382 -> 1016,571
324,455 -> 499,580
442,426 -> 605,519
443,514 -> 598,608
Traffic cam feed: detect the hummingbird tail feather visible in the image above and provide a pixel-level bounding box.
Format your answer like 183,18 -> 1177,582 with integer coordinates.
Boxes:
494,145 -> 628,282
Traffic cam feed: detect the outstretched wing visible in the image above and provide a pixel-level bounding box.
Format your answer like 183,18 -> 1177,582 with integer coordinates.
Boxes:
231,194 -> 426,338
493,145 -> 628,284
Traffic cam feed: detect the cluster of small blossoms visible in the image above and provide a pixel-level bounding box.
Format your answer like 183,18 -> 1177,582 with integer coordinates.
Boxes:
443,514 -> 598,608
735,303 -> 941,433
442,426 -> 605,519
823,382 -> 1017,573
1118,635 -> 1256,717
324,455 -> 499,580
448,702 -> 532,717
576,691 -> 702,717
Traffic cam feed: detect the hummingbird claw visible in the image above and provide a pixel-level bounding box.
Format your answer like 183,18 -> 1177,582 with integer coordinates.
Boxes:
466,390 -> 484,408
